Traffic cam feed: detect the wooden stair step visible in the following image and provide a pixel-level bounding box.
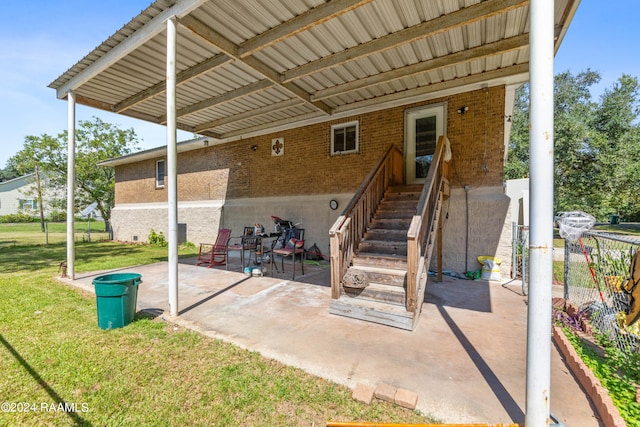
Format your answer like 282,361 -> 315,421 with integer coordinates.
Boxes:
387,184 -> 423,193
329,296 -> 416,330
358,240 -> 407,256
369,218 -> 411,230
350,265 -> 407,287
383,193 -> 421,202
352,253 -> 407,269
341,282 -> 406,306
377,199 -> 419,209
375,210 -> 414,220
364,228 -> 406,241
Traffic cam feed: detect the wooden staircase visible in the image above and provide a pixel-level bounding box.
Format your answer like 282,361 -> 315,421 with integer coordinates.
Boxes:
329,185 -> 423,330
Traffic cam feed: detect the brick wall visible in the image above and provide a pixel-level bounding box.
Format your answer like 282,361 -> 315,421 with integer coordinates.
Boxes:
115,86 -> 506,203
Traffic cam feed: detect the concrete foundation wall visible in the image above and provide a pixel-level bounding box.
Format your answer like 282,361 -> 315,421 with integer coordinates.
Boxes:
112,186 -> 513,278
435,186 -> 513,278
111,194 -> 352,257
111,201 -> 224,245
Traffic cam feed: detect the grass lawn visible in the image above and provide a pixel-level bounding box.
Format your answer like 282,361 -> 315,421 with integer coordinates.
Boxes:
0,221 -> 110,247
0,232 -> 433,426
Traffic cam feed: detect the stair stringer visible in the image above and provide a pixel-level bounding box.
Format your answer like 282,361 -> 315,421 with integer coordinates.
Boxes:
411,190 -> 445,328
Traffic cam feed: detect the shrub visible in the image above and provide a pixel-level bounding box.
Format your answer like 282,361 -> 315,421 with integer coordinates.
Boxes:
148,229 -> 168,248
47,210 -> 66,222
0,213 -> 39,223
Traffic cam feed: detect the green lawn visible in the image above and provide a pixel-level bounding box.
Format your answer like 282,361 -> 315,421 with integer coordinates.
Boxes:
0,235 -> 433,426
0,221 -> 110,247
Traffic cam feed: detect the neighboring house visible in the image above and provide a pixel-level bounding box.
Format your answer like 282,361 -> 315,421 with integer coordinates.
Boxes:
0,174 -> 42,217
50,0 -> 579,329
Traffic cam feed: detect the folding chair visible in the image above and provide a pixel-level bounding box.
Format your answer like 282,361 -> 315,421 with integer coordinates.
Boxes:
271,228 -> 305,279
227,227 -> 261,269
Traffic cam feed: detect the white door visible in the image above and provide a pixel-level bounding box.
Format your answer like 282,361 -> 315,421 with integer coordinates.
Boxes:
405,105 -> 445,184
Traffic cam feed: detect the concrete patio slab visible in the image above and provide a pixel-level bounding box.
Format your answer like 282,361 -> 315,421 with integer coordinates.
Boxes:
64,257 -> 601,426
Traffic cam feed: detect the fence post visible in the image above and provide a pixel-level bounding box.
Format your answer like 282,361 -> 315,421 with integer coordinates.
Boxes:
45,221 -> 49,246
512,222 -> 517,280
563,238 -> 570,300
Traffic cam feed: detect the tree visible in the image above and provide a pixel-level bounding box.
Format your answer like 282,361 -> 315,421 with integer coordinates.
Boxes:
504,84 -> 531,179
7,117 -> 139,231
505,70 -> 640,221
552,70 -> 603,217
0,165 -> 20,182
6,133 -> 64,231
596,75 -> 640,220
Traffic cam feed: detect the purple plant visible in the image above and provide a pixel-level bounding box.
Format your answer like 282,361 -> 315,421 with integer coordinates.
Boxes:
553,307 -> 587,332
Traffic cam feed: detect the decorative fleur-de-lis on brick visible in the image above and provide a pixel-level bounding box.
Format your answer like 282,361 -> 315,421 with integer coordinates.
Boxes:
271,138 -> 284,156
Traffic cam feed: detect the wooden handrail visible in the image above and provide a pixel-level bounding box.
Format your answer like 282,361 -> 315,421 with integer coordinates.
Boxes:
406,136 -> 449,312
329,145 -> 403,299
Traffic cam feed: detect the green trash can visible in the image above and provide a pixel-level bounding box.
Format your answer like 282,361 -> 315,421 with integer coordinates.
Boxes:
609,214 -> 620,225
92,273 -> 142,329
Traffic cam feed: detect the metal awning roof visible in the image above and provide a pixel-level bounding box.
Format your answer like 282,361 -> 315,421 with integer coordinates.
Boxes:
49,0 -> 579,143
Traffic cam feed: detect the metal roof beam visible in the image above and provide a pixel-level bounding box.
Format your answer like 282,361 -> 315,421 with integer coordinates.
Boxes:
114,53 -> 233,112
73,93 -> 200,133
53,0 -> 209,98
178,14 -> 332,115
237,0 -> 374,57
195,98 -> 304,133
158,79 -> 274,123
333,63 -> 530,114
206,64 -> 529,145
312,34 -> 529,101
284,0 -> 529,83
221,112 -> 326,140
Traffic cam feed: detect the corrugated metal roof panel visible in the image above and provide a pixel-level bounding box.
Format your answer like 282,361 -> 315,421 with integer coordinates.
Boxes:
49,0 -> 579,145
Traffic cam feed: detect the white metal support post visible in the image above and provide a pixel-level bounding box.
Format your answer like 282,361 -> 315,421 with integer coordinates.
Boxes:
66,91 -> 76,280
526,0 -> 555,425
167,17 -> 179,317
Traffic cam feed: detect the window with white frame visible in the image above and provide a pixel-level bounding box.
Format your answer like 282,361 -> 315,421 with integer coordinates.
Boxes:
156,159 -> 165,188
19,199 -> 37,210
331,121 -> 359,155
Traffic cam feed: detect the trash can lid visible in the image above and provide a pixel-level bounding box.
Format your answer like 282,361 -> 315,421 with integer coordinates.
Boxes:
92,273 -> 141,285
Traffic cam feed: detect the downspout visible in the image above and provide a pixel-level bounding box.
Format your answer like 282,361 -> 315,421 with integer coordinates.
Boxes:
167,17 -> 178,316
464,184 -> 469,272
526,0 -> 555,425
66,90 -> 76,280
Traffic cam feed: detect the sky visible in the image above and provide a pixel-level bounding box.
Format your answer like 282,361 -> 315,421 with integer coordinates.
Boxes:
1,0 -> 639,168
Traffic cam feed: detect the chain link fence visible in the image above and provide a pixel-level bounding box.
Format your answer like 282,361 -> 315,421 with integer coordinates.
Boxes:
511,223 -> 529,295
564,231 -> 640,354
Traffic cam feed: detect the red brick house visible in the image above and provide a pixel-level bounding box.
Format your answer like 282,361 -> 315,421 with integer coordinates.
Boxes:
50,0 -> 578,329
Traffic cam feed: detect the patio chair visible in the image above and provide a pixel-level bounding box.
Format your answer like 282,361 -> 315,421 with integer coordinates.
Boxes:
196,228 -> 232,268
271,228 -> 305,279
226,227 -> 261,269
